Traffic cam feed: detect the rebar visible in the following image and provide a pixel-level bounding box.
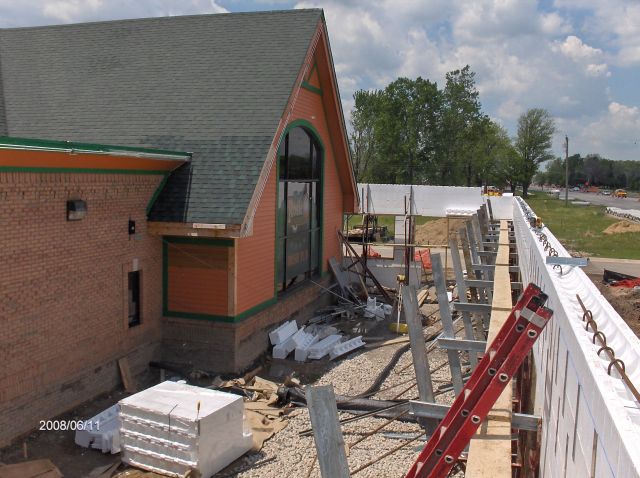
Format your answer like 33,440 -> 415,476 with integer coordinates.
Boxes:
576,294 -> 640,403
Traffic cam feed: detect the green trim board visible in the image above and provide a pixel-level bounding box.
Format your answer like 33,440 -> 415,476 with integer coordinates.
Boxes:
301,81 -> 322,96
165,297 -> 277,323
0,135 -> 191,160
0,166 -> 168,175
146,173 -> 170,215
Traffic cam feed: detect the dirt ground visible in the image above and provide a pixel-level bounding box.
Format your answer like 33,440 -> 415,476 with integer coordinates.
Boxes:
0,314 -> 412,478
594,281 -> 640,338
415,218 -> 467,246
603,220 -> 640,235
0,389 -> 127,477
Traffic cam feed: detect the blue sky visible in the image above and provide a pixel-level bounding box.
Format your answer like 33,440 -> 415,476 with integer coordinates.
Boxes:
0,0 -> 638,161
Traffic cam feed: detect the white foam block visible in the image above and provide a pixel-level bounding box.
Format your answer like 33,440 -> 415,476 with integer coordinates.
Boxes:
269,320 -> 298,345
294,334 -> 320,362
75,404 -> 120,454
273,335 -> 296,359
330,336 -> 365,360
119,381 -> 252,478
308,334 -> 343,360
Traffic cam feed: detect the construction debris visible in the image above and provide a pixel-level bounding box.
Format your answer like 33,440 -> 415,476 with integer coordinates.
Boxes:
0,460 -> 62,478
75,404 -> 120,454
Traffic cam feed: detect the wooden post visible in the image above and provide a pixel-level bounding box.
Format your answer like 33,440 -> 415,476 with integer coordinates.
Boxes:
306,385 -> 351,478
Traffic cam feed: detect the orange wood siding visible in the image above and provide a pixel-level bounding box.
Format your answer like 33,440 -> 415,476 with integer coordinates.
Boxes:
0,149 -> 185,171
167,243 -> 229,315
306,64 -> 321,89
235,168 -> 276,315
289,84 -> 343,272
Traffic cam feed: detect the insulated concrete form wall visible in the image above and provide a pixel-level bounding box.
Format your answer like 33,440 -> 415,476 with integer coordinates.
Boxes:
513,197 -> 640,477
357,183 -> 514,220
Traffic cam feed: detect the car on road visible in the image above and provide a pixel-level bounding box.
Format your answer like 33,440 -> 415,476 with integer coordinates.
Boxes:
572,186 -> 580,191
613,189 -> 628,198
601,189 -> 612,196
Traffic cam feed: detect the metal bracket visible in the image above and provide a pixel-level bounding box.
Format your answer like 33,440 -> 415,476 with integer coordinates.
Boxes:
452,302 -> 492,313
545,256 -> 589,267
409,401 -> 541,431
438,337 -> 488,353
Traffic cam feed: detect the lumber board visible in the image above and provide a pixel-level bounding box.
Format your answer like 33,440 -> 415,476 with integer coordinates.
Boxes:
466,220 -> 513,478
118,357 -> 137,393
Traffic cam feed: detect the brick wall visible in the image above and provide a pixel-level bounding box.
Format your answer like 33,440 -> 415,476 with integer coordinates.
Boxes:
0,171 -> 164,446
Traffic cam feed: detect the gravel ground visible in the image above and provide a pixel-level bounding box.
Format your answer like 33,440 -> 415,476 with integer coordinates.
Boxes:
223,320 -> 466,478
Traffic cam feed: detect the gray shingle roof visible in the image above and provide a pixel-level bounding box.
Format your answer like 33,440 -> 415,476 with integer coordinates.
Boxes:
0,9 -> 323,224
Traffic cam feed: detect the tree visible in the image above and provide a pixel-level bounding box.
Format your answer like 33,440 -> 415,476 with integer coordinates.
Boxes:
437,66 -> 485,186
515,108 -> 556,197
472,119 -> 515,188
349,78 -> 441,184
349,90 -> 382,182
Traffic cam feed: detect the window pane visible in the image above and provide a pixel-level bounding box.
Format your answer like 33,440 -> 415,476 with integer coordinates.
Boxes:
286,231 -> 310,281
286,182 -> 310,236
287,127 -> 312,179
312,143 -> 320,180
128,271 -> 141,327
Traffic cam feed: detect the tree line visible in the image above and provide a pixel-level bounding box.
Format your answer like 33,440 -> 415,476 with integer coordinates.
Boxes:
350,66 -> 557,197
537,154 -> 640,190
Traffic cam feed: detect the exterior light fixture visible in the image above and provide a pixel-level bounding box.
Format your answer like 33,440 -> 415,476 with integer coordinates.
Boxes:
67,199 -> 87,221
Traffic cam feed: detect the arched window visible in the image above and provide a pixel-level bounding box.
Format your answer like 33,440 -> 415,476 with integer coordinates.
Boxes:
276,126 -> 322,292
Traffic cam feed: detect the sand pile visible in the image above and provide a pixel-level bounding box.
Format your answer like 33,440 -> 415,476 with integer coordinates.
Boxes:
415,218 -> 468,245
603,220 -> 640,235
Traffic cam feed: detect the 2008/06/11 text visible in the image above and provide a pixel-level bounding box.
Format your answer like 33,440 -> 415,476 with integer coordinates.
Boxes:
39,420 -> 100,431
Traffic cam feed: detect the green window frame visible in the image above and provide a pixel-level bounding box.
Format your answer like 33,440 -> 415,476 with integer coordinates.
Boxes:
276,126 -> 323,292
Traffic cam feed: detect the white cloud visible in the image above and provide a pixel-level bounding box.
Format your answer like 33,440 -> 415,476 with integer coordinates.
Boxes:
557,35 -> 601,61
0,0 -> 228,27
557,102 -> 640,160
293,0 -> 618,149
553,35 -> 610,77
42,0 -> 103,22
554,0 -> 640,67
539,11 -> 571,36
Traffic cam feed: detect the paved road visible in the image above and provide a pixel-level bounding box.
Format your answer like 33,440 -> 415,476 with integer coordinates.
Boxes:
584,257 -> 640,278
531,187 -> 640,209
565,191 -> 640,209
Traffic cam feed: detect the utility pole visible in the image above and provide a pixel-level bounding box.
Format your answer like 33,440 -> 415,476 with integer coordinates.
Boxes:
565,135 -> 569,207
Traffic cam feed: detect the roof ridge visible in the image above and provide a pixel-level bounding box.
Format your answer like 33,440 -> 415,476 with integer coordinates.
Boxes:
0,8 -> 323,32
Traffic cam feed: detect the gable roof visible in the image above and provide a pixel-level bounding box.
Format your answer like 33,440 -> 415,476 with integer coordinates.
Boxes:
0,9 -> 323,225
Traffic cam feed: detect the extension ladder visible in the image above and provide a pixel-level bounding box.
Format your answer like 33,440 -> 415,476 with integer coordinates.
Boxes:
405,283 -> 553,478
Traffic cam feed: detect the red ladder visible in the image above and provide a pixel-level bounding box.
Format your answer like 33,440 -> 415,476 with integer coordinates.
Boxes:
405,283 -> 553,478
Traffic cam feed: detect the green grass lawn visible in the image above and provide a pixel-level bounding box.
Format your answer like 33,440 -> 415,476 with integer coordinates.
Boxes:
346,214 -> 438,234
525,193 -> 640,259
